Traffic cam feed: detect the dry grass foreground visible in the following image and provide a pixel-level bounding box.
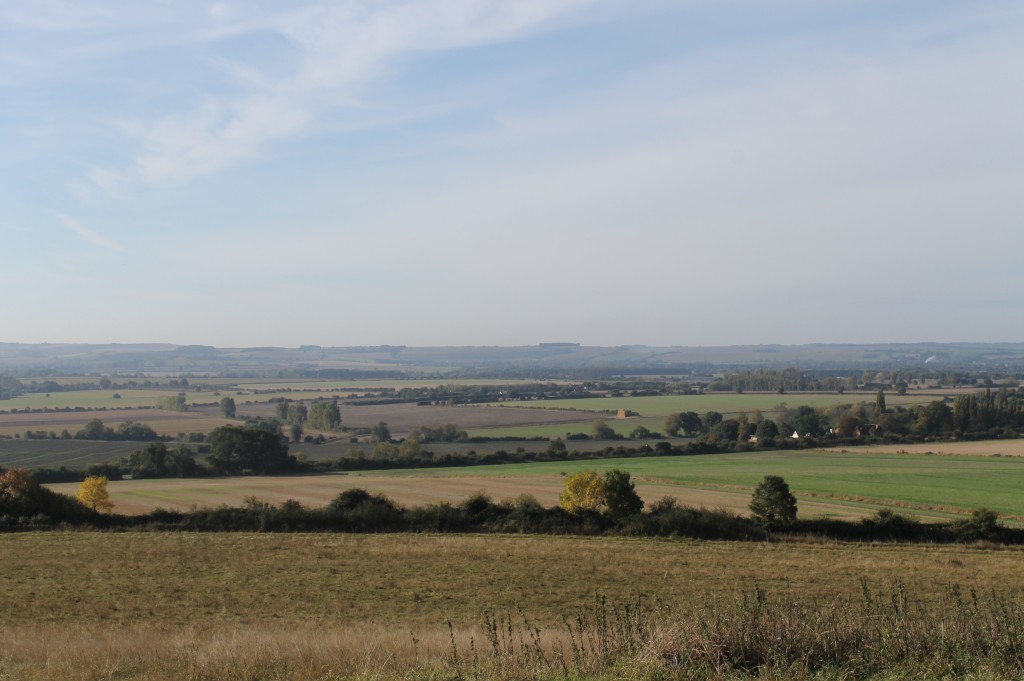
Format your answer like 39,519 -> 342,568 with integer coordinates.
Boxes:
1,533 -> 1023,679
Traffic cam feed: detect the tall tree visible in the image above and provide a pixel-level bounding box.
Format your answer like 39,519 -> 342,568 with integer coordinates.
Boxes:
308,401 -> 341,431
603,469 -> 643,518
219,396 -> 236,418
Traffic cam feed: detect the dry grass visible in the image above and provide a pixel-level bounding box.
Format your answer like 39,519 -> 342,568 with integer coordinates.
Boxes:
2,533 -> 1022,629
1,533 -> 1023,679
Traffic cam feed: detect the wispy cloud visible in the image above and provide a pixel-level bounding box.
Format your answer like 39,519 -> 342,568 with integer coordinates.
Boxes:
76,0 -> 599,188
57,214 -> 125,252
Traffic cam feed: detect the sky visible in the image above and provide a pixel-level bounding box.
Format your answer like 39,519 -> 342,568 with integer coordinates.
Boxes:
1,0 -> 1022,348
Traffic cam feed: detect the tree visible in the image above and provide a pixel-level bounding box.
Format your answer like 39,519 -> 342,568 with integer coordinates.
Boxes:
835,413 -> 862,438
603,469 -> 643,518
219,396 -> 236,418
286,404 -> 308,426
755,418 -> 779,440
791,405 -> 822,437
116,421 -> 159,441
75,418 -> 111,440
749,475 -> 797,527
77,475 -> 114,513
126,443 -> 199,478
703,411 -> 723,430
399,438 -> 422,459
371,421 -> 391,443
559,470 -> 606,514
274,401 -> 290,422
207,425 -> 293,474
308,400 -> 341,431
629,425 -> 652,439
874,389 -> 886,416
372,442 -> 399,460
157,395 -> 188,412
917,400 -> 953,435
591,419 -> 617,439
290,423 -> 303,443
676,411 -> 703,436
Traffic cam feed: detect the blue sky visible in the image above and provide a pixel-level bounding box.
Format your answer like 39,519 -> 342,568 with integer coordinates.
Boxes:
1,1 -> 1022,347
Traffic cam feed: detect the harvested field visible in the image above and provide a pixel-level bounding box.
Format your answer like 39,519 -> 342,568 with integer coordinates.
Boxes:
0,407 -> 233,438
239,401 -> 597,435
1,533 -> 1021,681
1,532 -> 1021,628
0,440 -> 142,469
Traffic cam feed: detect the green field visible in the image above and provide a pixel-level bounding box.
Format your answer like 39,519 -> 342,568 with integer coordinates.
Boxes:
359,450 -> 1024,520
0,389 -> 195,410
486,392 -> 941,418
44,447 -> 1024,522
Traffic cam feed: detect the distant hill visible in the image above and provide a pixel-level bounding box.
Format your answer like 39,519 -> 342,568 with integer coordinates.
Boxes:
2,341 -> 1023,375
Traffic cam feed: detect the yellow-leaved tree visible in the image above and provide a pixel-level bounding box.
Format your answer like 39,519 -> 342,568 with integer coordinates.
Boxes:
77,475 -> 114,513
559,470 -> 606,514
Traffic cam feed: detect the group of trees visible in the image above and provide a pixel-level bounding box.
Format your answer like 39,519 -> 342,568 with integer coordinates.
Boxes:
406,423 -> 468,443
206,425 -> 295,475
558,469 -> 644,519
307,400 -> 341,431
74,419 -> 161,442
660,388 -> 1024,450
156,395 -> 188,412
124,443 -> 202,478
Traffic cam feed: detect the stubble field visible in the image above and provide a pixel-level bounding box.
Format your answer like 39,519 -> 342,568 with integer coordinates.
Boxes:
1,532 -> 1022,680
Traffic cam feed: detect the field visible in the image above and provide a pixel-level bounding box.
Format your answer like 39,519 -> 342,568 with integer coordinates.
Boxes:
0,440 -> 143,469
237,401 -> 597,435
483,391 -> 945,418
46,449 -> 1024,522
0,406 -> 234,439
2,532 -> 1020,628
1,532 -> 1022,679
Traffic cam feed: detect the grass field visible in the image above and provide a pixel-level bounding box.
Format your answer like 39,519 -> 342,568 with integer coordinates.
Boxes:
46,448 -> 1024,522
0,389 -> 197,411
484,391 -> 945,418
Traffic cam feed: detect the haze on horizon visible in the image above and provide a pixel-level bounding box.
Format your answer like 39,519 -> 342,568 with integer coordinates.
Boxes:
1,1 -> 1022,348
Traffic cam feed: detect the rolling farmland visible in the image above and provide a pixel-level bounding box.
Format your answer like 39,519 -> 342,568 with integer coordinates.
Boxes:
46,448 -> 1024,522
